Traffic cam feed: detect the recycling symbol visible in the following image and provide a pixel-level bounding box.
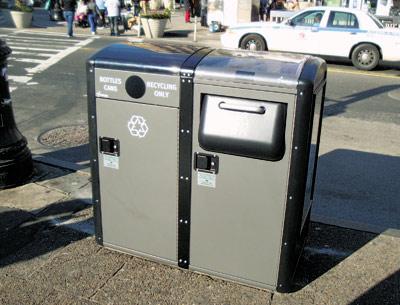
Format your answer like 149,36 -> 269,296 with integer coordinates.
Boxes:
127,115 -> 149,138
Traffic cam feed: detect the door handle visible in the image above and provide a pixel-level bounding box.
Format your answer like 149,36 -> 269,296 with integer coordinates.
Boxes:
218,102 -> 266,114
350,32 -> 357,35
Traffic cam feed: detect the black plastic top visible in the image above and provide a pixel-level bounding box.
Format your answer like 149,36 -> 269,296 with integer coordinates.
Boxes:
89,41 -> 204,75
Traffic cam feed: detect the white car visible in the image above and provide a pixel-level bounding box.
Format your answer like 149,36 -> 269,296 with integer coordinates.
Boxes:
221,7 -> 400,70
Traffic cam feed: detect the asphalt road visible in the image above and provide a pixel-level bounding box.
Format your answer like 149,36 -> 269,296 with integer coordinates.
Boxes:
2,28 -> 400,234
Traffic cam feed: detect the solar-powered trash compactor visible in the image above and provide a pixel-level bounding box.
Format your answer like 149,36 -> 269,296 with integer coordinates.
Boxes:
87,42 -> 326,292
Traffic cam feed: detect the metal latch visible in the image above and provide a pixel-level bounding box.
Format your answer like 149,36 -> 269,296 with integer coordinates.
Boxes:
194,153 -> 219,174
99,137 -> 120,156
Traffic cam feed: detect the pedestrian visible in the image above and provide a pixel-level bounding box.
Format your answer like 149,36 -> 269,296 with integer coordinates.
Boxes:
87,0 -> 98,34
96,0 -> 106,27
259,0 -> 268,21
105,0 -> 120,36
62,0 -> 77,37
139,0 -> 148,14
133,0 -> 139,16
184,0 -> 192,23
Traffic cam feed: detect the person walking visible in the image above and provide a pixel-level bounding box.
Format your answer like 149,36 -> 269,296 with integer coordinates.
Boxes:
95,0 -> 106,27
105,0 -> 120,36
184,0 -> 192,23
259,0 -> 268,21
139,0 -> 148,14
62,0 -> 77,37
87,0 -> 98,34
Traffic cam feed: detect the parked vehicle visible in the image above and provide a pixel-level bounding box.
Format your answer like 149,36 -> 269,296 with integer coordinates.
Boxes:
221,7 -> 400,70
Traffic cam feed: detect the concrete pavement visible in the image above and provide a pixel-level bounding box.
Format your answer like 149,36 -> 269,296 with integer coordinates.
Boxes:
0,162 -> 399,304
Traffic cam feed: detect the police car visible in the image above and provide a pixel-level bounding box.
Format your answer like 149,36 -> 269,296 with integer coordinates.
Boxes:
221,7 -> 400,70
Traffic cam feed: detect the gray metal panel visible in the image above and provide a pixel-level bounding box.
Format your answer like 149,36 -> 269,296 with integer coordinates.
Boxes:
190,84 -> 295,288
195,49 -> 308,88
95,69 -> 180,107
97,98 -> 178,262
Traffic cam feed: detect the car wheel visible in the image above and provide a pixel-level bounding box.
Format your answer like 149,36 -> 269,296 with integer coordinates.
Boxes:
351,44 -> 380,71
240,34 -> 266,51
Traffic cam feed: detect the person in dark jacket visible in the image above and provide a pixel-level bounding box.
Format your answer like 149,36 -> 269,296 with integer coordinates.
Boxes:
184,0 -> 192,23
62,0 -> 77,37
259,0 -> 269,21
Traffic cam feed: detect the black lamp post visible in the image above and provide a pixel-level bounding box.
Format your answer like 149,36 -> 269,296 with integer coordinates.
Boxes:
0,39 -> 33,189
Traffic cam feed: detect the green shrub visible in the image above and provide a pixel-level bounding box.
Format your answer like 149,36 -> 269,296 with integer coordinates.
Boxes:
13,0 -> 33,12
141,9 -> 171,19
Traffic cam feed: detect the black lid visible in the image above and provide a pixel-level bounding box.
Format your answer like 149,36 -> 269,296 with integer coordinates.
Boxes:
89,41 -> 204,75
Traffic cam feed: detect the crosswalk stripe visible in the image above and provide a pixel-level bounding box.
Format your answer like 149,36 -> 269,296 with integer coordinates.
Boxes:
16,30 -> 95,38
8,75 -> 32,83
7,42 -> 65,50
9,46 -> 62,52
9,57 -> 45,64
12,51 -> 54,57
26,37 -> 94,74
4,37 -> 77,46
0,34 -> 82,43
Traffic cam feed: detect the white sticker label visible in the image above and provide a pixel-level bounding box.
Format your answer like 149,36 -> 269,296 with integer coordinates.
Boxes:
103,154 -> 119,170
197,171 -> 216,188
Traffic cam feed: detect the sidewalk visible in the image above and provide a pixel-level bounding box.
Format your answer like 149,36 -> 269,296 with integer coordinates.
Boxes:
0,161 -> 399,305
0,7 -> 222,48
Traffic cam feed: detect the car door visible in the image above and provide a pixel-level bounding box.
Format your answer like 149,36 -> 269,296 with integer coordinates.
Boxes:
274,10 -> 326,54
319,10 -> 362,57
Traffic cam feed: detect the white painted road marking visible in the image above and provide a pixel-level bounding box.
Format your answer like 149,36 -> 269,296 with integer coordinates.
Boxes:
2,30 -> 95,91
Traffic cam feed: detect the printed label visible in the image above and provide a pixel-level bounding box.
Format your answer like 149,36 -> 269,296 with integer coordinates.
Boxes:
197,171 -> 216,188
99,76 -> 122,93
103,154 -> 119,170
146,81 -> 177,99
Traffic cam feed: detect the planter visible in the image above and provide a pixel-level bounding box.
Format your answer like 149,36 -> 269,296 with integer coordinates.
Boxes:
141,17 -> 168,38
10,10 -> 32,28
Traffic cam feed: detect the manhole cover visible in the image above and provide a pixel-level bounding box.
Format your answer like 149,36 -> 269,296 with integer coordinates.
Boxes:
38,125 -> 89,148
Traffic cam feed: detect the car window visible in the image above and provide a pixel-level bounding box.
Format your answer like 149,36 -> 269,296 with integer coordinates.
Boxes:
327,11 -> 359,29
291,10 -> 325,27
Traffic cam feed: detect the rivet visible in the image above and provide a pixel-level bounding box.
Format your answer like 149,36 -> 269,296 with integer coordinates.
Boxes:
188,80 -> 191,83
184,260 -> 187,264
300,92 -> 303,96
284,242 -> 287,246
93,159 -> 97,162
186,130 -> 190,133
184,220 -> 188,224
185,177 -> 189,181
95,200 -> 99,203
182,79 -> 185,83
180,176 -> 184,179
294,146 -> 298,150
289,196 -> 293,200
181,129 -> 184,133
179,259 -> 183,263
179,219 -> 183,223
91,115 -> 95,119
90,69 -> 93,72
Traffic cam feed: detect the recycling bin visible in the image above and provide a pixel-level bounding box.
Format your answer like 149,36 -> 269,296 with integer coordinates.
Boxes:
87,42 -> 326,292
